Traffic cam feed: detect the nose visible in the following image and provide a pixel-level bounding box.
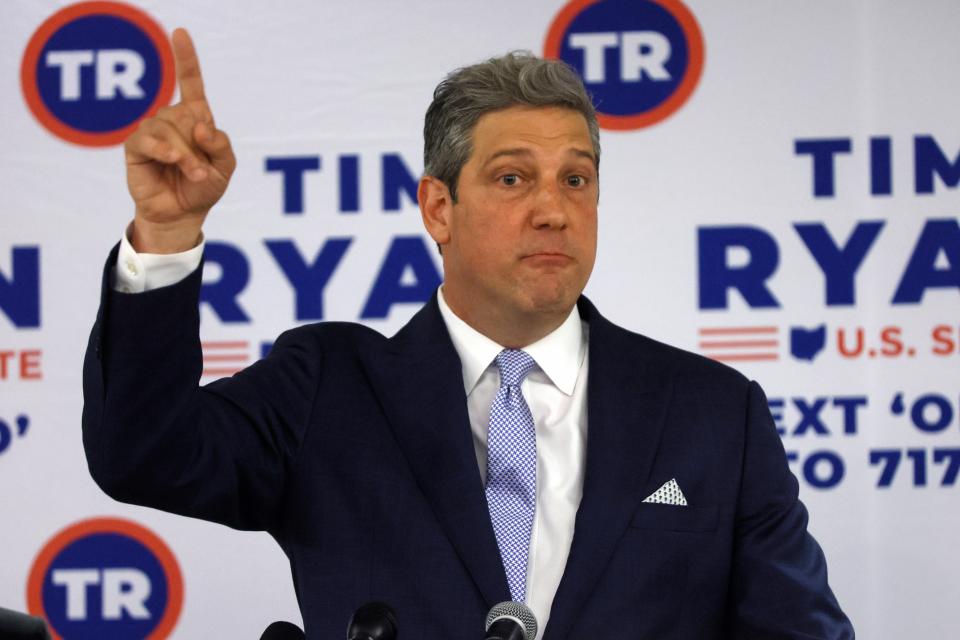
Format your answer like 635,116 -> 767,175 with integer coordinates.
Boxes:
529,183 -> 568,230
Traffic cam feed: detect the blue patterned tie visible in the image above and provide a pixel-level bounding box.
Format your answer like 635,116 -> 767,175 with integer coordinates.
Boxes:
485,349 -> 538,603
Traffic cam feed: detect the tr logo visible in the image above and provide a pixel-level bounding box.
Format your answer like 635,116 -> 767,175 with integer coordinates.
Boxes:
27,517 -> 183,639
20,1 -> 174,147
545,0 -> 705,130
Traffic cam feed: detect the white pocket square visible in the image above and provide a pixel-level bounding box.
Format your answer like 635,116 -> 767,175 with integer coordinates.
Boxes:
642,478 -> 688,506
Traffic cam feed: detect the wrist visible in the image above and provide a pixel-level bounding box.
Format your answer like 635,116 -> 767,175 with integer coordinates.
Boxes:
130,216 -> 205,254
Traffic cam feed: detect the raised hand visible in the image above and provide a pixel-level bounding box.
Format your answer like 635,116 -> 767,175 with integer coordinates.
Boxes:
124,28 -> 236,253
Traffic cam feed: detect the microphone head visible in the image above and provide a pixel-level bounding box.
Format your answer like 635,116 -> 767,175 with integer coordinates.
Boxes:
260,620 -> 305,640
485,601 -> 538,640
347,602 -> 397,640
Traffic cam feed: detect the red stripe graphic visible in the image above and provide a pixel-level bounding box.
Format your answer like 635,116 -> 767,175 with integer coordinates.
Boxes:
708,354 -> 779,363
697,326 -> 780,362
698,326 -> 778,335
201,340 -> 250,378
202,367 -> 245,377
698,340 -> 778,349
202,354 -> 249,362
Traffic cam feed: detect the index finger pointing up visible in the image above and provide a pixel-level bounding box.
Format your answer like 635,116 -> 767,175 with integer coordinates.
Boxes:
172,28 -> 206,102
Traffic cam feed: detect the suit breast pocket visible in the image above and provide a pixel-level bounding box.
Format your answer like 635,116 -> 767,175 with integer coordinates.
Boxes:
629,502 -> 720,533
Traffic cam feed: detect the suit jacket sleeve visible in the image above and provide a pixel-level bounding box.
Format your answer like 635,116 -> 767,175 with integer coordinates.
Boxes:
82,246 -> 320,531
730,380 -> 854,638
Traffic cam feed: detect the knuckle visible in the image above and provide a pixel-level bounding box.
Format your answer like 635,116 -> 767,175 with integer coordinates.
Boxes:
132,133 -> 155,152
156,120 -> 183,143
173,108 -> 193,126
156,105 -> 193,130
144,117 -> 167,134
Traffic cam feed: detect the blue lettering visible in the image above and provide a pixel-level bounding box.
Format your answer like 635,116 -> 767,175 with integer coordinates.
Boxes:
803,451 -> 845,489
892,219 -> 960,303
0,415 -> 29,455
792,397 -> 829,436
769,398 -> 786,436
795,138 -> 852,198
382,154 -> 420,212
910,394 -> 954,433
260,341 -> 273,359
0,418 -> 10,454
794,221 -> 884,306
361,236 -> 441,319
833,396 -> 867,435
697,226 -> 780,310
265,156 -> 322,214
200,242 -> 250,323
265,238 -> 352,320
339,155 -> 360,213
915,135 -> 960,194
870,137 -> 892,196
0,247 -> 40,328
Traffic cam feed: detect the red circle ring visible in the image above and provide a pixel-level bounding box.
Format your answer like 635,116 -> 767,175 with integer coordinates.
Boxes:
26,516 -> 184,640
20,1 -> 175,147
544,0 -> 706,131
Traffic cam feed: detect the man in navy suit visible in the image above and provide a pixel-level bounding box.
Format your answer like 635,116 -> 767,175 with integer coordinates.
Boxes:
83,29 -> 854,638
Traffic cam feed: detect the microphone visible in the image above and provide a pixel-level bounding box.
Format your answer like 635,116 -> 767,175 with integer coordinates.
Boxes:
0,607 -> 51,640
260,621 -> 305,639
346,602 -> 397,640
485,601 -> 538,640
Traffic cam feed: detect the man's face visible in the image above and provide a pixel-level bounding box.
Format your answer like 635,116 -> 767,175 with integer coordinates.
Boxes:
422,105 -> 598,334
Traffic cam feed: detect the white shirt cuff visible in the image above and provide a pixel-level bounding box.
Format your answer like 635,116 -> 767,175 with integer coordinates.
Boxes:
113,224 -> 205,293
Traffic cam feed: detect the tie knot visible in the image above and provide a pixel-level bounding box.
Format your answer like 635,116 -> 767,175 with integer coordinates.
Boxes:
494,349 -> 537,387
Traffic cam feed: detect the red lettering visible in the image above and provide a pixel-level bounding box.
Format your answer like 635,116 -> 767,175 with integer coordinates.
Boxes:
837,328 -> 864,358
880,326 -> 903,356
20,350 -> 42,380
0,349 -> 43,380
932,325 -> 956,355
0,350 -> 13,379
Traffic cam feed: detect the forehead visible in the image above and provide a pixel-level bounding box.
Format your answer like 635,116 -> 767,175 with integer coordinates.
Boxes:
467,105 -> 595,163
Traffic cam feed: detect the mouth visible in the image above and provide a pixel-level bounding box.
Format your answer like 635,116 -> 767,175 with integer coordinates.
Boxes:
522,252 -> 572,266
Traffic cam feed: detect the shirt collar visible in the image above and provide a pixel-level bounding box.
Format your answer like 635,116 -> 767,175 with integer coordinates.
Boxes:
437,287 -> 585,397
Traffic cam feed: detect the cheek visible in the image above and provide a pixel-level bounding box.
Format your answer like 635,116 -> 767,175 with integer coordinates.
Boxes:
576,207 -> 599,246
453,202 -> 520,258
451,222 -> 508,276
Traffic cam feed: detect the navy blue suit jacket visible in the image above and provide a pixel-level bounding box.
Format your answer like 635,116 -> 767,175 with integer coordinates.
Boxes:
83,251 -> 853,639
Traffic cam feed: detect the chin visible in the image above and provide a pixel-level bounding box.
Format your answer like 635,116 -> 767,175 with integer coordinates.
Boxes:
521,285 -> 580,316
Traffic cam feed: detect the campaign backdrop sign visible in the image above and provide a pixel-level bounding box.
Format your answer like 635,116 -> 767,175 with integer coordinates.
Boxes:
20,1 -> 174,146
26,518 -> 183,640
1,1 -> 957,638
544,0 -> 705,130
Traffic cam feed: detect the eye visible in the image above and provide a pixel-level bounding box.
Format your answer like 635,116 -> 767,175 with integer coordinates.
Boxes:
566,175 -> 586,187
500,174 -> 520,186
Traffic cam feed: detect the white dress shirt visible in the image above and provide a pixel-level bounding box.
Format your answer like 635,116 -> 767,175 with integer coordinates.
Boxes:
114,226 -> 205,293
116,232 -> 591,638
436,289 -> 589,638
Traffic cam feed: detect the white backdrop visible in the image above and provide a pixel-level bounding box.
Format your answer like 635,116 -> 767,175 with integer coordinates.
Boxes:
2,1 -> 958,638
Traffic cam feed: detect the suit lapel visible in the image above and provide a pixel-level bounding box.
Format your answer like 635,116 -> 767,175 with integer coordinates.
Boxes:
361,296 -> 511,609
543,298 -> 676,640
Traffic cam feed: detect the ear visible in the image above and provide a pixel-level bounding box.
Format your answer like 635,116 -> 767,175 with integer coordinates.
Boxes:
418,176 -> 453,247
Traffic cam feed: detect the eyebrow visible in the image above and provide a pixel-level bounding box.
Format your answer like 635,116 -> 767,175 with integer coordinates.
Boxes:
481,147 -> 597,168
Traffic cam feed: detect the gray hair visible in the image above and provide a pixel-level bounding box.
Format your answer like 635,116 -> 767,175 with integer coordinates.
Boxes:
424,51 -> 600,201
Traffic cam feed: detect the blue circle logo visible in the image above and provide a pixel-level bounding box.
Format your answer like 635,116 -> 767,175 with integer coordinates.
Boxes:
28,518 -> 183,639
545,0 -> 705,130
21,2 -> 174,146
